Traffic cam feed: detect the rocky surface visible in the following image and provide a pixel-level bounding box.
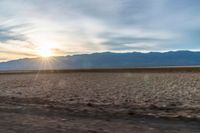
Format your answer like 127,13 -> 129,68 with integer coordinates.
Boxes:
1,72 -> 200,108
0,72 -> 200,132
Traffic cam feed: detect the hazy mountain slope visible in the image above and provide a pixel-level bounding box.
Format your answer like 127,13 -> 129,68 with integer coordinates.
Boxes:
0,51 -> 200,70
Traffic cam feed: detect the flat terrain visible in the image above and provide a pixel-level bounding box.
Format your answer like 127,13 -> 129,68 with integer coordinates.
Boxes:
0,69 -> 200,132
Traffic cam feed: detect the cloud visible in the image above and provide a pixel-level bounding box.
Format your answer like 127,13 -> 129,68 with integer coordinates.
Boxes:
0,57 -> 7,61
0,0 -> 200,61
100,32 -> 168,43
0,49 -> 36,57
0,24 -> 27,43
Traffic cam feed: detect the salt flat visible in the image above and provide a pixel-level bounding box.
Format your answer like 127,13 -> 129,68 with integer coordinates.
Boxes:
0,71 -> 200,132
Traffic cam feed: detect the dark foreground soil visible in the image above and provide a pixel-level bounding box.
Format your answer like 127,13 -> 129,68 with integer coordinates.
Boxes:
0,70 -> 200,132
0,102 -> 200,133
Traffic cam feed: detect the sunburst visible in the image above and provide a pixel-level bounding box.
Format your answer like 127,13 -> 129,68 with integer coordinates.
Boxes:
37,44 -> 53,58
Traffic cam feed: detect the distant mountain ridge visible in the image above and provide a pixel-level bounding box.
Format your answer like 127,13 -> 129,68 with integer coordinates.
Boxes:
1,51 -> 200,70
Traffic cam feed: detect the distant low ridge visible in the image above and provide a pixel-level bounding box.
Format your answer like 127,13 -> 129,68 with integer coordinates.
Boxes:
1,51 -> 200,70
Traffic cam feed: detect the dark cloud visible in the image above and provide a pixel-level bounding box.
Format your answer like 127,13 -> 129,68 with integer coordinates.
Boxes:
102,36 -> 164,45
105,44 -> 159,51
99,32 -> 168,50
101,40 -> 163,51
0,24 -> 27,43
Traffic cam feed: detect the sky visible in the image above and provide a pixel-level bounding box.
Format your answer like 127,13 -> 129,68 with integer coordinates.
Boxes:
0,0 -> 200,61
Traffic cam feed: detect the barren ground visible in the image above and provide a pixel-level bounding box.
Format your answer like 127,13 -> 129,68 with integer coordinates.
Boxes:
0,71 -> 200,132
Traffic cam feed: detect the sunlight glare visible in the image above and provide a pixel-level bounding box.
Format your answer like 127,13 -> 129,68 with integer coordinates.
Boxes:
37,44 -> 53,58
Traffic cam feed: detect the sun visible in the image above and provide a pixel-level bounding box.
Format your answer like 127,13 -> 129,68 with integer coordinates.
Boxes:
37,45 -> 53,58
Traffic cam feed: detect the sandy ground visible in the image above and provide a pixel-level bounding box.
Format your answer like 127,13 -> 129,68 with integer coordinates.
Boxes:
0,72 -> 200,132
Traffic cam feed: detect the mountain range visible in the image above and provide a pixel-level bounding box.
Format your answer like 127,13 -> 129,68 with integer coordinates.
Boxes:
0,51 -> 200,70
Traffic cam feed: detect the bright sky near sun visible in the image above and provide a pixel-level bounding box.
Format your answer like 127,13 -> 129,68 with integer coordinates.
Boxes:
0,0 -> 200,61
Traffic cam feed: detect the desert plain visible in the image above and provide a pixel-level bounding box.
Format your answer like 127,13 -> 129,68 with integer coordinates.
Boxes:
0,69 -> 200,132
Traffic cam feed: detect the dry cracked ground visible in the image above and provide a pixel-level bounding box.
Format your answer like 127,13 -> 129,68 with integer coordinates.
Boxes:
0,72 -> 200,132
